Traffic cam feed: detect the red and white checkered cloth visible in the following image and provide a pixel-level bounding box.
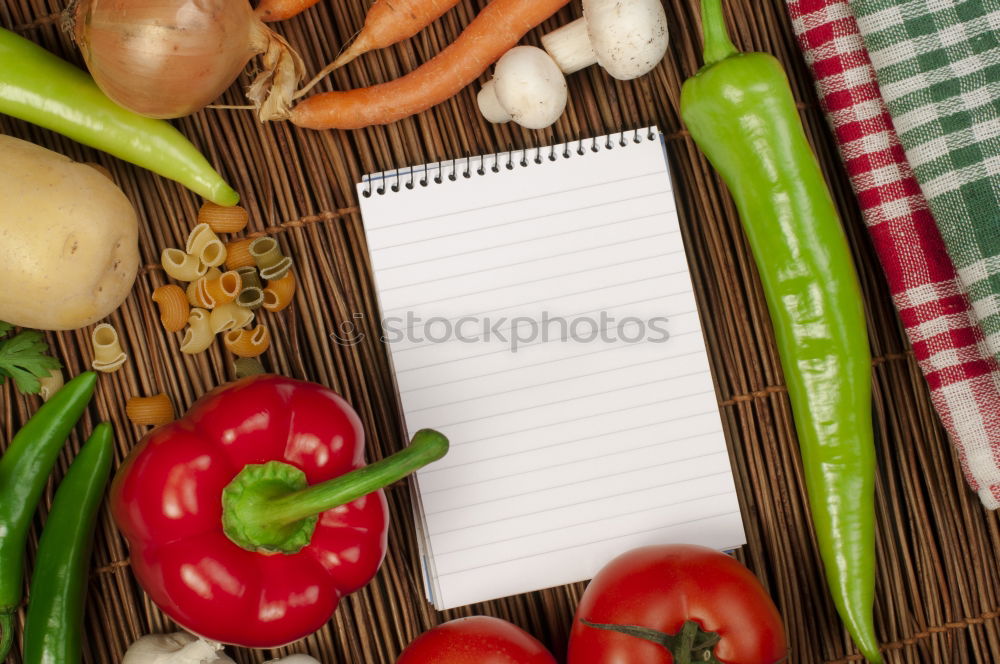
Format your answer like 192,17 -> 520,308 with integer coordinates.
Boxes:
784,0 -> 1000,508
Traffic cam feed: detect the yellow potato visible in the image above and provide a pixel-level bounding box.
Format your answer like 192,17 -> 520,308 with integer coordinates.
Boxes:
0,136 -> 139,330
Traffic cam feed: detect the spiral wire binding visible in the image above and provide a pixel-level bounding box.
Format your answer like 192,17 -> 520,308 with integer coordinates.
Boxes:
360,127 -> 659,198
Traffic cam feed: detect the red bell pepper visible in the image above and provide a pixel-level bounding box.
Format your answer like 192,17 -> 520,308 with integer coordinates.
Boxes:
110,375 -> 448,648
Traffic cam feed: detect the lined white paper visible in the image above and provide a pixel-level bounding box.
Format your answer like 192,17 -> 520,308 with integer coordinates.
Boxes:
357,129 -> 745,609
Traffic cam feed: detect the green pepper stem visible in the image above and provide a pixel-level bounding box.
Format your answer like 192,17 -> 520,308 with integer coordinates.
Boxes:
221,429 -> 449,553
700,0 -> 739,66
267,429 -> 448,525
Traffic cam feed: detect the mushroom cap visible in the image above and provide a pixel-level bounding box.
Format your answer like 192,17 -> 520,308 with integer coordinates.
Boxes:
583,0 -> 669,80
492,46 -> 568,130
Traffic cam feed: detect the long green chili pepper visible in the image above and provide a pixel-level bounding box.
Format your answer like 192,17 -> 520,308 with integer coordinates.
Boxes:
0,27 -> 238,206
680,2 -> 880,662
23,422 -> 114,664
0,371 -> 97,659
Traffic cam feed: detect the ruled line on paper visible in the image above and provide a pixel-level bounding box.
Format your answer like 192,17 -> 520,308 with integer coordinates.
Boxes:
422,417 -> 720,476
425,455 -> 728,518
436,488 -> 738,555
372,190 -> 673,251
423,430 -> 725,496
437,511 -> 740,577
408,362 -> 707,414
386,251 -> 683,313
377,213 -> 673,273
381,233 -> 683,293
365,170 -> 667,231
358,127 -> 743,609
398,332 -> 704,393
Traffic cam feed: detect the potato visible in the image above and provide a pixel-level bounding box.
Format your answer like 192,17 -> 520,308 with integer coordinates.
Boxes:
0,136 -> 139,330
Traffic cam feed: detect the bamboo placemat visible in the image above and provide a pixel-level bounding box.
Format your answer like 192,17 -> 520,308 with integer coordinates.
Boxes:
2,0 -> 999,662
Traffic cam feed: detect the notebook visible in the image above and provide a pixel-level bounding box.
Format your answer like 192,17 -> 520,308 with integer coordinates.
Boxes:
356,127 -> 745,610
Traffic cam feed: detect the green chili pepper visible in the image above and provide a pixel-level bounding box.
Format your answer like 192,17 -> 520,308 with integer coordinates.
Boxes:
0,371 -> 97,659
0,27 -> 238,206
680,2 -> 880,662
23,422 -> 114,664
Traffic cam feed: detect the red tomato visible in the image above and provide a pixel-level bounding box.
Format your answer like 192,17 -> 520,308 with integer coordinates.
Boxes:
568,545 -> 787,664
398,616 -> 557,664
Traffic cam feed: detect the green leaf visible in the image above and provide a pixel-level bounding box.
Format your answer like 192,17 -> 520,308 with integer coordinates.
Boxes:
0,321 -> 12,339
0,330 -> 63,394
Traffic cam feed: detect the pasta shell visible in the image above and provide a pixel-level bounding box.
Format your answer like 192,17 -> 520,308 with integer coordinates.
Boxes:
259,256 -> 293,281
126,393 -> 175,426
186,223 -> 227,267
199,202 -> 249,233
210,302 -> 255,333
236,265 -> 262,290
38,368 -> 64,402
91,323 -> 128,372
249,237 -> 284,270
225,238 -> 256,270
236,287 -> 264,310
263,271 -> 296,312
223,325 -> 270,358
203,271 -> 240,305
161,248 -> 207,282
233,357 -> 266,378
151,284 -> 190,332
180,308 -> 214,354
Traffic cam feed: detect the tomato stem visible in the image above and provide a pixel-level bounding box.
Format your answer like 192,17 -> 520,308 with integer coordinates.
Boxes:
580,619 -> 724,664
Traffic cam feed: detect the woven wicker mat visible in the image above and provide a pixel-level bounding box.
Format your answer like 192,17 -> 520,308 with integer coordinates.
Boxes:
2,0 -> 999,662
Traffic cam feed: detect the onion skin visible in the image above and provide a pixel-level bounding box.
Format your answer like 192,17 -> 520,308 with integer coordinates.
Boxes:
74,0 -> 302,119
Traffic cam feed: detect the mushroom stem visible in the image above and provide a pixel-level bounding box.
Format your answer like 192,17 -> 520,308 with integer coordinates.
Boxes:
477,80 -> 512,124
540,17 -> 597,74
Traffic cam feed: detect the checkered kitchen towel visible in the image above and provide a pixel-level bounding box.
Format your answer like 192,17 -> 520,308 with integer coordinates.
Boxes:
785,0 -> 1000,508
850,0 -> 1000,363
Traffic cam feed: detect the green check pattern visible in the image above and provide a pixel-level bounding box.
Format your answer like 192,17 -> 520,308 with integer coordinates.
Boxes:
850,0 -> 1000,362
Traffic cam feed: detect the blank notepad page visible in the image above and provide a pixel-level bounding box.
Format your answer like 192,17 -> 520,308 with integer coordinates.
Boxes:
358,129 -> 745,609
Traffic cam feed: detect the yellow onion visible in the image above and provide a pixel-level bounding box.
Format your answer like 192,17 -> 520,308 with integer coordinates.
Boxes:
73,0 -> 303,119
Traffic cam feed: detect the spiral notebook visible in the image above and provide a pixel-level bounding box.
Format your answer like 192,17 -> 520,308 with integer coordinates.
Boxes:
357,127 -> 745,610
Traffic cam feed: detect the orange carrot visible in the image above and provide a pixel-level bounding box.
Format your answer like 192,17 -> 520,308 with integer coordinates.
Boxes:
329,0 -> 462,68
255,0 -> 321,22
288,0 -> 570,130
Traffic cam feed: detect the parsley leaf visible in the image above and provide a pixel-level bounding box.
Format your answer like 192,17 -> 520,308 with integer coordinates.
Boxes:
0,321 -> 12,339
0,330 -> 62,394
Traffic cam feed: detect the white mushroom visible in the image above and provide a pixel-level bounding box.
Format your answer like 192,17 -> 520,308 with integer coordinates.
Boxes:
540,0 -> 669,80
477,46 -> 568,129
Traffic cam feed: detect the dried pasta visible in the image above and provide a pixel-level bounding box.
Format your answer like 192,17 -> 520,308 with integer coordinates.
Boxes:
225,238 -> 256,270
249,237 -> 286,270
151,284 -> 190,332
204,267 -> 223,281
161,248 -> 207,282
259,256 -> 293,281
38,368 -> 64,402
223,325 -> 270,358
210,301 -> 254,333
186,278 -> 215,309
180,308 -> 214,354
199,202 -> 248,233
233,357 -> 266,378
91,323 -> 128,372
236,266 -> 261,290
263,272 -> 296,312
186,223 -> 227,268
236,287 -> 264,310
203,271 -> 240,305
126,393 -> 175,426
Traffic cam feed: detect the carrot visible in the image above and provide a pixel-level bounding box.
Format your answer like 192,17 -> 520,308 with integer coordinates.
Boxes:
287,0 -> 570,130
255,0 -> 321,22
